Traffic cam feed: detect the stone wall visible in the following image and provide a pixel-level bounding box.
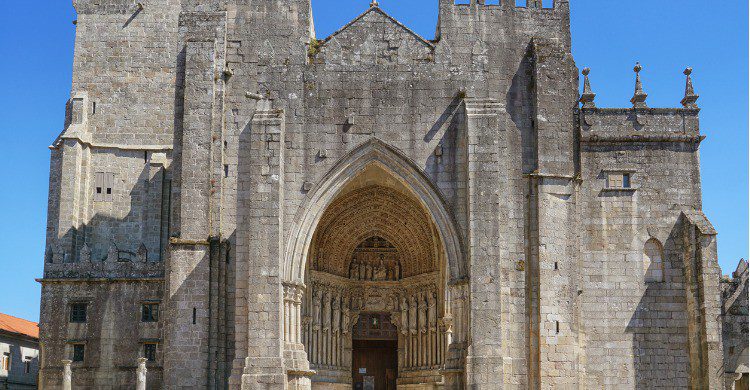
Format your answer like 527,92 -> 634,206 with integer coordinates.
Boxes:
38,0 -> 734,389
722,259 -> 749,389
38,280 -> 164,389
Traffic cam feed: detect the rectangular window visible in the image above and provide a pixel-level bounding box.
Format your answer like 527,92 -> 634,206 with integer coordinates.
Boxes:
94,172 -> 115,202
607,172 -> 631,189
24,358 -> 31,374
72,344 -> 85,363
69,303 -> 87,323
141,303 -> 159,322
144,343 -> 157,362
2,352 -> 9,371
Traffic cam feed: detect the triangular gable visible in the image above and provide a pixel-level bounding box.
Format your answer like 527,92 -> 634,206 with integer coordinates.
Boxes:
319,6 -> 434,48
681,210 -> 717,236
313,6 -> 435,66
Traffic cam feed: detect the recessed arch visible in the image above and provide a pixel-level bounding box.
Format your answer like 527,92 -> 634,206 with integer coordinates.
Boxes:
283,138 -> 467,283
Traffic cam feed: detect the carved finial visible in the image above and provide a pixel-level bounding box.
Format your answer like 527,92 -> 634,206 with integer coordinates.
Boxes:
370,0 -> 378,7
80,243 -> 92,263
107,244 -> 118,262
579,67 -> 596,108
631,62 -> 648,108
681,67 -> 699,109
137,244 -> 148,263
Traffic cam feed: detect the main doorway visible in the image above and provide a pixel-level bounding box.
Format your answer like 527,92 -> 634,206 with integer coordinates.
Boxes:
351,313 -> 398,390
298,162 -> 459,389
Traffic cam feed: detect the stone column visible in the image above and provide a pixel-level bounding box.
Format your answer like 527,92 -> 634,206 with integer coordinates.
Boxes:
284,283 -> 314,390
464,98 -> 505,388
136,357 -> 147,390
236,103 -> 288,389
62,360 -> 72,390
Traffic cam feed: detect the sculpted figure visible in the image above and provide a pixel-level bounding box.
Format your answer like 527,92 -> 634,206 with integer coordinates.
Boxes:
342,302 -> 351,334
374,254 -> 387,281
322,291 -> 332,331
409,295 -> 417,334
359,262 -> 366,280
332,294 -> 341,332
418,293 -> 427,333
312,290 -> 322,330
428,292 -> 437,331
400,297 -> 409,335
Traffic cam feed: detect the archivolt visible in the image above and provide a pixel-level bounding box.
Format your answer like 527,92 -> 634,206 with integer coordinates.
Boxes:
283,138 -> 466,283
311,185 -> 437,278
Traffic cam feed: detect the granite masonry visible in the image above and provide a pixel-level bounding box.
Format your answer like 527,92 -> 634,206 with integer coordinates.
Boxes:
39,0 -> 748,389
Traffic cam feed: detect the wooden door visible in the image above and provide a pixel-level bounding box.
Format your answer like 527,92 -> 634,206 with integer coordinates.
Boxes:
351,340 -> 397,390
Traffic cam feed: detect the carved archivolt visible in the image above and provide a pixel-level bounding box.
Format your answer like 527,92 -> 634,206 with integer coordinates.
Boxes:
311,185 -> 438,278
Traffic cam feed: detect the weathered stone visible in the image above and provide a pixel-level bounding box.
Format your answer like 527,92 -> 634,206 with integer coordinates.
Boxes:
38,1 -> 746,389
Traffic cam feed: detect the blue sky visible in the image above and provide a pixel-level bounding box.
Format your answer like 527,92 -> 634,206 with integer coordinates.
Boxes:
0,1 -> 746,322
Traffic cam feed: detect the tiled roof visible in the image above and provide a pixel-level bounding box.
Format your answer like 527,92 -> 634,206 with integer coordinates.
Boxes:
0,313 -> 39,339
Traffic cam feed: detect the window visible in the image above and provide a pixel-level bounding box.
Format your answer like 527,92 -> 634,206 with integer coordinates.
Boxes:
24,358 -> 31,374
144,343 -> 157,362
607,172 -> 631,189
644,238 -> 664,283
94,172 -> 115,202
2,352 -> 10,371
69,303 -> 87,323
141,303 -> 159,322
72,344 -> 85,363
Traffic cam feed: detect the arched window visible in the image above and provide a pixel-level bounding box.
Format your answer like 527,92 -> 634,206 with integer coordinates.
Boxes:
643,239 -> 664,283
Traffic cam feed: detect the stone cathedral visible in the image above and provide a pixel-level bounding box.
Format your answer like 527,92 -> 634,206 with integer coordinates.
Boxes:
38,0 -> 748,389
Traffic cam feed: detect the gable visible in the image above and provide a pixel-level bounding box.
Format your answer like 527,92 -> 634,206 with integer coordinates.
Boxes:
314,7 -> 434,67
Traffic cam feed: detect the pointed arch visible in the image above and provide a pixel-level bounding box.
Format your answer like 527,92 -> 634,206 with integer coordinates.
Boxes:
283,138 -> 467,283
644,238 -> 665,283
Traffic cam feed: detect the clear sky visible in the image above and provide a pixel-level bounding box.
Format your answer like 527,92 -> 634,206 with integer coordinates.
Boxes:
0,1 -> 746,322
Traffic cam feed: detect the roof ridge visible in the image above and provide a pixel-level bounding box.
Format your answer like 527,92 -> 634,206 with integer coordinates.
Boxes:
0,312 -> 38,323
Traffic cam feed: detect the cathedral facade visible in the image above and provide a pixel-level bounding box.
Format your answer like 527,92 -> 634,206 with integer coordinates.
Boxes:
39,0 -> 744,389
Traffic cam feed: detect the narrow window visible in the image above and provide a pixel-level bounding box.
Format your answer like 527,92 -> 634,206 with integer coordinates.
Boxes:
144,343 -> 157,362
69,303 -> 87,323
192,308 -> 197,324
2,352 -> 10,371
94,172 -> 115,202
554,261 -> 559,271
224,164 -> 229,178
144,151 -> 149,163
24,358 -> 31,374
555,321 -> 560,334
72,344 -> 85,362
644,238 -> 664,283
92,101 -> 96,115
141,303 -> 160,322
623,173 -> 631,188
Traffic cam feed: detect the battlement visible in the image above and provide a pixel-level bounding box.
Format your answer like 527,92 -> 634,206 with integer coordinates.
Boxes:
448,0 -> 559,9
437,0 -> 571,49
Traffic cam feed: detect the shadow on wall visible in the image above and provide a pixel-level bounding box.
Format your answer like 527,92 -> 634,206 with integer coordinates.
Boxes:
6,343 -> 40,386
46,160 -> 169,269
424,93 -> 465,194
626,221 -> 690,389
